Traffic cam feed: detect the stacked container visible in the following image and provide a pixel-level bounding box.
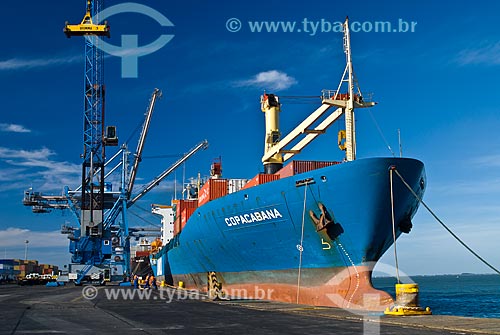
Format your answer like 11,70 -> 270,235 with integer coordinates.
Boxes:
274,160 -> 341,178
242,174 -> 280,190
173,199 -> 199,235
198,179 -> 228,206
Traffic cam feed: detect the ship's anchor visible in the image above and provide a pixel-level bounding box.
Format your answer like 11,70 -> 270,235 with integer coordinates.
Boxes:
309,203 -> 344,240
309,202 -> 333,231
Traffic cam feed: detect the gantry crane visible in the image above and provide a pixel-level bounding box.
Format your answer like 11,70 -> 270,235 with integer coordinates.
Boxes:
24,90 -> 208,283
64,0 -> 112,283
22,1 -> 209,284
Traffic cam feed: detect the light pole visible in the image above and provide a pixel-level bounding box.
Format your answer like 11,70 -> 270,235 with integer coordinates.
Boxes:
24,240 -> 29,261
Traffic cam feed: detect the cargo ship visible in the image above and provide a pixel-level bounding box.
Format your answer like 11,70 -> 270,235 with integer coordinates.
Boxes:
149,18 -> 425,311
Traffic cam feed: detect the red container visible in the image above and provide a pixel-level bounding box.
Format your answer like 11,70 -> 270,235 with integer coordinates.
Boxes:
135,251 -> 150,257
242,174 -> 280,190
275,160 -> 341,178
198,179 -> 228,206
175,199 -> 198,217
314,161 -> 341,169
180,207 -> 196,227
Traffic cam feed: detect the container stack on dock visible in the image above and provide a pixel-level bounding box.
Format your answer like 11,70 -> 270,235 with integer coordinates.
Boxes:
0,259 -> 59,282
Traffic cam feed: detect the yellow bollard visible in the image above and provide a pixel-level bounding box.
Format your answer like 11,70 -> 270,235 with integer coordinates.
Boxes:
178,281 -> 185,288
160,280 -> 165,287
396,283 -> 420,307
385,283 -> 432,316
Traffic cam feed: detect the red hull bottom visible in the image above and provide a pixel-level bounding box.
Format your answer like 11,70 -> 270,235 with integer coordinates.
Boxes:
174,265 -> 393,311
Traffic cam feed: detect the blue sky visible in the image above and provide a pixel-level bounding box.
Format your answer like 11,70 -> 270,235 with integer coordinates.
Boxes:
0,0 -> 499,275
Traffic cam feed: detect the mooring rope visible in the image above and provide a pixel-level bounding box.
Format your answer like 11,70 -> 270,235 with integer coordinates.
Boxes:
393,168 -> 500,276
296,183 -> 308,304
389,168 -> 401,283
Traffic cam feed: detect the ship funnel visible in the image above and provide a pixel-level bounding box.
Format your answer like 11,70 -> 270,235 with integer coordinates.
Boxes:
261,93 -> 283,174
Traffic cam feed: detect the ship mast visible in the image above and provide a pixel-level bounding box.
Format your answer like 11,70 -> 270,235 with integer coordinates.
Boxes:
343,17 -> 356,161
259,17 -> 375,169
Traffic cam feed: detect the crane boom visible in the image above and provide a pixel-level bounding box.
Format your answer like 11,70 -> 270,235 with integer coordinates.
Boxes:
127,88 -> 162,196
129,140 -> 209,205
102,139 -> 208,230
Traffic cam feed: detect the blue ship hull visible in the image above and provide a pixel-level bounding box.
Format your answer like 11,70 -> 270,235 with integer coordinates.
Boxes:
154,157 -> 425,310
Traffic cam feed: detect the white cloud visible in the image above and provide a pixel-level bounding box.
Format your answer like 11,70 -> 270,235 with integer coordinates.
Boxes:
0,147 -> 54,161
235,70 -> 297,91
0,147 -> 80,192
0,55 -> 81,71
0,123 -> 31,133
0,228 -> 68,248
455,42 -> 500,66
472,153 -> 500,168
430,178 -> 500,197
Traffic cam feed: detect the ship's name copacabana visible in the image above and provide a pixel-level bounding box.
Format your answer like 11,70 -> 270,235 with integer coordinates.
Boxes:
225,208 -> 283,227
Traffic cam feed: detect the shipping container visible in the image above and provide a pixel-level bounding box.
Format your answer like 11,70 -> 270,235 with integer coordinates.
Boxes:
0,259 -> 15,266
135,251 -> 150,258
42,268 -> 53,275
275,160 -> 341,178
174,199 -> 198,217
228,179 -> 249,194
198,179 -> 228,206
180,207 -> 196,228
173,216 -> 182,236
242,174 -> 280,190
314,161 -> 341,169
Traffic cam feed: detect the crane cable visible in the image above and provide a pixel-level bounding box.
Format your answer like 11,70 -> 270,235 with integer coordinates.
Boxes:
393,168 -> 500,276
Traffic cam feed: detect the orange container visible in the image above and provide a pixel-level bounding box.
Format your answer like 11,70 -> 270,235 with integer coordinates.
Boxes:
242,174 -> 280,190
198,179 -> 228,206
135,251 -> 150,257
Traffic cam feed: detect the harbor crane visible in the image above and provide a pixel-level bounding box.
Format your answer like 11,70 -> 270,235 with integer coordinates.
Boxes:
23,87 -> 208,284
22,0 -> 208,284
